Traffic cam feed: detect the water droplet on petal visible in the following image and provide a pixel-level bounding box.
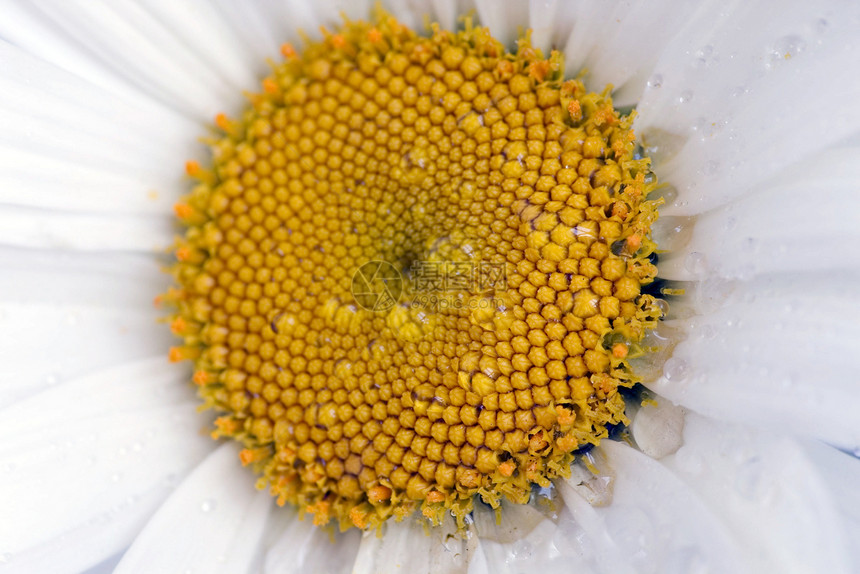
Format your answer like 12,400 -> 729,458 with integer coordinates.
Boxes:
646,74 -> 663,89
684,252 -> 707,276
201,499 -> 217,513
765,35 -> 806,68
509,539 -> 534,562
663,357 -> 689,382
692,45 -> 717,69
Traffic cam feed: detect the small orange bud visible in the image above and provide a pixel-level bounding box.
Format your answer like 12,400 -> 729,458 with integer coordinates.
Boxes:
280,43 -> 297,59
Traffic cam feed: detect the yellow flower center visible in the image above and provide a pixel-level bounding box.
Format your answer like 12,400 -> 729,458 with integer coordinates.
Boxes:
164,13 -> 662,530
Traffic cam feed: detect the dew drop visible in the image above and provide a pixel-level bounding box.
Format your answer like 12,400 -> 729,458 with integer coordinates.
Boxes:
509,539 -> 534,562
678,90 -> 693,104
684,252 -> 708,276
663,357 -> 689,382
692,45 -> 716,69
765,34 -> 806,68
646,74 -> 663,89
730,85 -> 748,98
45,373 -> 59,386
200,499 -> 217,513
110,472 -> 122,483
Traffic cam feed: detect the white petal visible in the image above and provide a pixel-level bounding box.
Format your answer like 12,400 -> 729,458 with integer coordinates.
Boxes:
662,414 -> 855,573
0,357 -> 211,574
0,249 -> 171,406
0,41 -> 200,216
264,509 -> 360,574
352,515 -> 472,574
16,0 -> 251,120
657,147 -> 860,281
559,440 -> 747,574
474,0 -> 529,48
0,205 -> 172,252
115,443 -> 273,574
630,399 -> 686,459
800,442 -> 860,572
527,0 -> 560,54
141,0 -> 264,91
557,0 -> 702,106
637,0 -> 860,215
470,501 -> 575,573
651,272 -> 860,450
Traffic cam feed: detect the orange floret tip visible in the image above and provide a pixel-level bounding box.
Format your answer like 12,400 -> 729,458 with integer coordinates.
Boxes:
367,28 -> 382,43
239,447 -> 269,466
368,485 -> 392,503
555,405 -> 576,426
626,233 -> 643,251
568,100 -> 582,121
350,506 -> 368,529
213,416 -> 240,436
262,77 -> 279,94
175,246 -> 192,262
184,160 -> 201,177
426,490 -> 445,503
498,460 -> 516,477
331,34 -> 346,49
280,43 -> 297,60
193,370 -> 214,385
215,113 -> 231,131
495,60 -> 514,79
154,287 -> 186,308
528,60 -> 550,82
306,501 -> 331,526
173,202 -> 194,219
170,316 -> 188,335
168,346 -> 199,363
612,343 -> 629,359
175,246 -> 203,264
557,433 -> 578,451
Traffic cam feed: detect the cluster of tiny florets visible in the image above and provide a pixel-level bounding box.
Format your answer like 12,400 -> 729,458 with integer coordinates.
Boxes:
164,13 -> 661,530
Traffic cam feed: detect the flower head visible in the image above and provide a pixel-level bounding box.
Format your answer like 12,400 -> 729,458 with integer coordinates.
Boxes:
1,1 -> 859,573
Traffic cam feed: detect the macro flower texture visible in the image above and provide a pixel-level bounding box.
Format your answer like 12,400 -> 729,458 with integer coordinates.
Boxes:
1,0 -> 860,573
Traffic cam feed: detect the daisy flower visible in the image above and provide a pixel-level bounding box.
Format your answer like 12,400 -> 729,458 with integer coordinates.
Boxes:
1,1 -> 859,573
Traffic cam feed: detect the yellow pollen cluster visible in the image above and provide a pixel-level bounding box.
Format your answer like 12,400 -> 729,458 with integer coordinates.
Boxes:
164,14 -> 661,530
